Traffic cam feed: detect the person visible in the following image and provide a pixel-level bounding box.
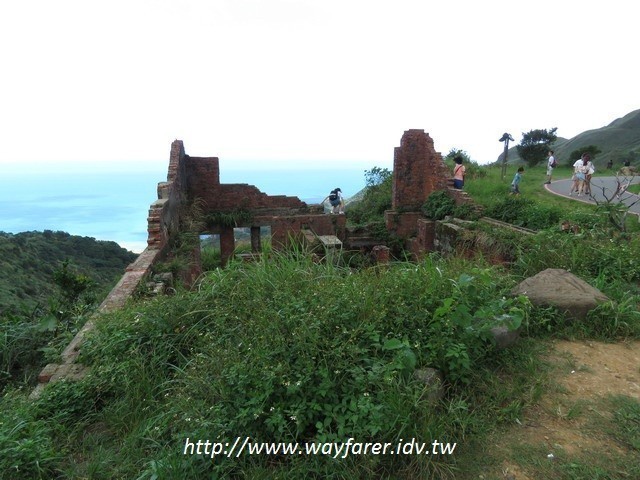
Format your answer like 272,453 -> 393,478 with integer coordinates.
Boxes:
322,188 -> 344,214
573,156 -> 588,196
452,156 -> 465,189
583,154 -> 595,195
569,154 -> 586,195
510,167 -> 524,195
545,150 -> 556,184
616,181 -> 630,199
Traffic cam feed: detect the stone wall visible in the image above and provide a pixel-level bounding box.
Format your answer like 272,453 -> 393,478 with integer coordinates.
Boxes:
382,129 -> 481,259
391,129 -> 450,210
183,155 -> 306,212
147,140 -> 188,250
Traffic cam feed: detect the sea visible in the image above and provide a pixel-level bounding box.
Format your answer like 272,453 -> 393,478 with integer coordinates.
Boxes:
1,165 -> 368,253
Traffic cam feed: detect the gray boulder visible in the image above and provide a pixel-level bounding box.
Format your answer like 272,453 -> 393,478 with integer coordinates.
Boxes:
413,368 -> 445,403
511,268 -> 609,321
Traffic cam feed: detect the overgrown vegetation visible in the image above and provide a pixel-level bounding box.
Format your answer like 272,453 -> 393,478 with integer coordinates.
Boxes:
347,167 -> 392,225
2,162 -> 640,478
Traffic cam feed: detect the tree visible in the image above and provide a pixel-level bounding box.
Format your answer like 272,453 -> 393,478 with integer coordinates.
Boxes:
444,148 -> 471,164
569,145 -> 602,164
349,167 -> 393,224
364,166 -> 392,187
589,173 -> 640,232
516,128 -> 558,167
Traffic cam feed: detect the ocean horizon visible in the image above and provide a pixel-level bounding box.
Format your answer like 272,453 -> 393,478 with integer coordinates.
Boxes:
1,166 -> 368,253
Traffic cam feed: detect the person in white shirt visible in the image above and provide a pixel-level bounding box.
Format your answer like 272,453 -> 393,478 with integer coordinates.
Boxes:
572,155 -> 589,196
545,150 -> 556,184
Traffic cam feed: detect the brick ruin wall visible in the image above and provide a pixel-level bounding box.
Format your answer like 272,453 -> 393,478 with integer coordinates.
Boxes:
391,129 -> 451,210
34,131 -> 474,395
386,129 -> 474,254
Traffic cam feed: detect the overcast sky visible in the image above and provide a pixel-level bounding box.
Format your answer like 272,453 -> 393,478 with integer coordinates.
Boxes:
1,0 -> 637,170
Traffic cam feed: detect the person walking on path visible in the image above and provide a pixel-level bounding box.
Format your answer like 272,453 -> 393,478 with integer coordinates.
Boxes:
545,150 -> 556,184
570,155 -> 585,195
510,167 -> 524,195
572,156 -> 588,196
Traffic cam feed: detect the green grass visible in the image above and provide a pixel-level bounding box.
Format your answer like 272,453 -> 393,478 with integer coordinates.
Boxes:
0,254 -> 539,479
464,164 -> 640,234
627,183 -> 640,195
2,162 -> 640,479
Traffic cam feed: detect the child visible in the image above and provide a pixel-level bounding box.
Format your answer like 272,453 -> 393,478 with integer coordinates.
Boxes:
510,167 -> 524,195
452,156 -> 466,189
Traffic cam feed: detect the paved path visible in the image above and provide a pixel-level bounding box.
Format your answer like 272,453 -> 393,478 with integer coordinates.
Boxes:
545,175 -> 640,215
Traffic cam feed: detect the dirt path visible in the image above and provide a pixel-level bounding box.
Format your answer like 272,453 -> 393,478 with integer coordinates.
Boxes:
489,340 -> 640,480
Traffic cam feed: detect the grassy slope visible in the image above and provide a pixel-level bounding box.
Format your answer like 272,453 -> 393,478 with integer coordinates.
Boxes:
1,171 -> 639,479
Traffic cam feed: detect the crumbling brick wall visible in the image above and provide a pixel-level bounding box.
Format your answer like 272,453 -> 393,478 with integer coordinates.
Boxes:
385,129 -> 477,259
392,129 -> 451,210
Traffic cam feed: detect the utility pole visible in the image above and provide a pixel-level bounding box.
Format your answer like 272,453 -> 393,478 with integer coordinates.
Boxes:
499,133 -> 514,181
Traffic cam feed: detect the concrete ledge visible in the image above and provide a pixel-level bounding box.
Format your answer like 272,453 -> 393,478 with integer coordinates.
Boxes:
32,247 -> 163,398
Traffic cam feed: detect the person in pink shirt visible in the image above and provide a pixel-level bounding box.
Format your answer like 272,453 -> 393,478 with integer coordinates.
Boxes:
453,156 -> 466,189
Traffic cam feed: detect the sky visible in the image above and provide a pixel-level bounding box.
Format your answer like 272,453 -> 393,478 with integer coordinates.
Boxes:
1,0 -> 638,172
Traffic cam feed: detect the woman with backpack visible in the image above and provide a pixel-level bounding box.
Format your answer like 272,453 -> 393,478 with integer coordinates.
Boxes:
322,188 -> 344,214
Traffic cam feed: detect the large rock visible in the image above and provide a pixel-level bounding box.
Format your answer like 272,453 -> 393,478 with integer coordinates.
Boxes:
511,268 -> 609,321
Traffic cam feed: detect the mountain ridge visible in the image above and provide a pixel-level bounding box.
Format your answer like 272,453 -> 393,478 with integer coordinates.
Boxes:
497,108 -> 640,167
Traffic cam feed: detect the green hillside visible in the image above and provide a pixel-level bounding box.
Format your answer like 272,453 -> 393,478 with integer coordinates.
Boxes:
2,166 -> 639,479
498,108 -> 640,168
0,230 -> 138,313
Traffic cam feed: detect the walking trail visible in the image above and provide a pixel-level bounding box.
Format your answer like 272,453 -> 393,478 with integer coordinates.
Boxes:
545,175 -> 640,214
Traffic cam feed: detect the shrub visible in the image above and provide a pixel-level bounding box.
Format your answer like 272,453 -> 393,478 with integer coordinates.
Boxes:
348,169 -> 392,225
422,191 -> 456,220
485,196 -> 561,230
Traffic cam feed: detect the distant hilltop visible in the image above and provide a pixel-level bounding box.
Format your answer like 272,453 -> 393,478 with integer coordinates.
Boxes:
497,109 -> 640,167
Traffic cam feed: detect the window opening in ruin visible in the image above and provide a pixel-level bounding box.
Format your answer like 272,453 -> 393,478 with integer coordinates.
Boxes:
233,226 -> 271,258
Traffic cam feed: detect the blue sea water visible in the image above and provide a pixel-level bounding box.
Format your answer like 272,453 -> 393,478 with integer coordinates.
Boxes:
1,166 -> 367,253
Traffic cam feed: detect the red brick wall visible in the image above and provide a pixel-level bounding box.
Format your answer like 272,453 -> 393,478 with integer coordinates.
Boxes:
181,156 -> 306,211
270,214 -> 346,247
392,129 -> 450,210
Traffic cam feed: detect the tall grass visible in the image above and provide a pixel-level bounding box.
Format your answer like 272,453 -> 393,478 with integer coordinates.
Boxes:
0,253 -> 539,479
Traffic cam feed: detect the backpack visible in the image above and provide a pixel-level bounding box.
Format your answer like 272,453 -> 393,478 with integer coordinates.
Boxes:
328,190 -> 339,201
550,158 -> 557,168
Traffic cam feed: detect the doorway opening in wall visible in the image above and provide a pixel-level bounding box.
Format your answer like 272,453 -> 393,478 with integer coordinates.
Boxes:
200,234 -> 221,271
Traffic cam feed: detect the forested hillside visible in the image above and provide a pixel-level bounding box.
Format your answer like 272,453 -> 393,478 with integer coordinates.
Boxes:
0,230 -> 138,312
